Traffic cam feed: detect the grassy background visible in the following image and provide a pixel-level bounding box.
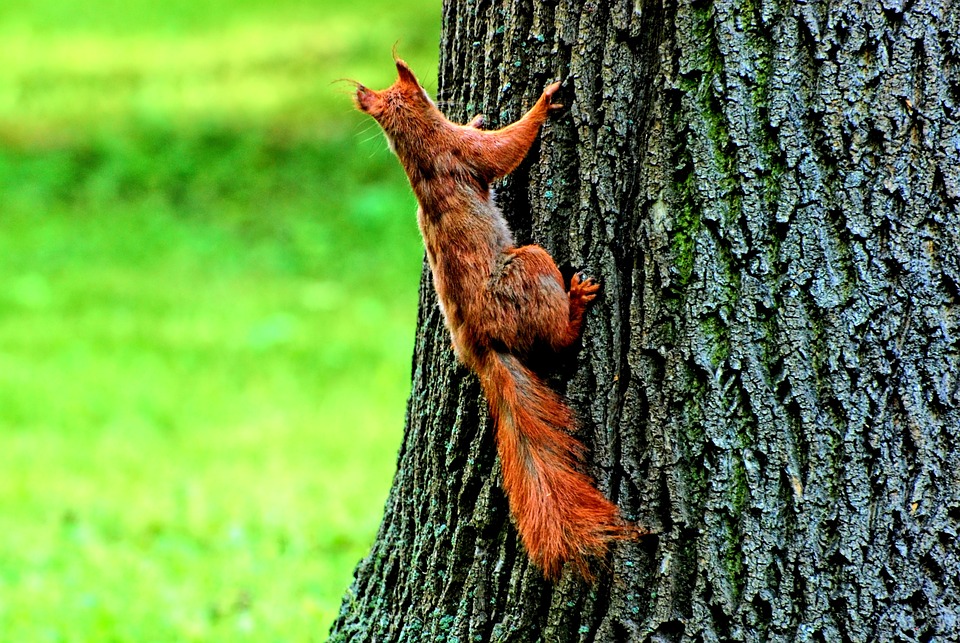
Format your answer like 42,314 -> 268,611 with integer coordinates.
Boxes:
0,0 -> 439,639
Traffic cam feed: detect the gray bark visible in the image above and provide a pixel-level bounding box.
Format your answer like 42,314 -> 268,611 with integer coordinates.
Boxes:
331,0 -> 960,640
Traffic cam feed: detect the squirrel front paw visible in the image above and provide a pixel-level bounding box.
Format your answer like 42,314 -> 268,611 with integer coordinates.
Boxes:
542,81 -> 563,112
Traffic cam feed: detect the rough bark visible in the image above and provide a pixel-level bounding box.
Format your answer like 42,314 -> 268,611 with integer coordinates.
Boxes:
331,0 -> 960,640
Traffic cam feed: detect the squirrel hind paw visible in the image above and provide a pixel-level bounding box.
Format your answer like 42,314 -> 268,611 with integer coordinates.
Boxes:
570,272 -> 600,295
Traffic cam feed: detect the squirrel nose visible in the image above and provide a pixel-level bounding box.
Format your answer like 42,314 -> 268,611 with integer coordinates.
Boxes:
355,85 -> 376,111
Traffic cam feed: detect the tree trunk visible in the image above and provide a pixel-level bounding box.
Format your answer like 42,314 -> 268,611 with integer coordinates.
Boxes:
330,0 -> 960,640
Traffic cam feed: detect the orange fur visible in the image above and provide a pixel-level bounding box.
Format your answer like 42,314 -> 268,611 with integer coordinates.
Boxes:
354,57 -> 644,579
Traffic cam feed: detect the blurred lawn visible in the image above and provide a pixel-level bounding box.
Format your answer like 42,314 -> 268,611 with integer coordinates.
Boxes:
0,0 -> 438,639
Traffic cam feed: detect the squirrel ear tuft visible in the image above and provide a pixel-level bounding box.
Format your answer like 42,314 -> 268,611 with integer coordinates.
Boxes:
395,59 -> 419,86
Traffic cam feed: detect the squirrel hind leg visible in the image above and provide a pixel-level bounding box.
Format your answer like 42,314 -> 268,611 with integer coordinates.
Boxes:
489,248 -> 600,353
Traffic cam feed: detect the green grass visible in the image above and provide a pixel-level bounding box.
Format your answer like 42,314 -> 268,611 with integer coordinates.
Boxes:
0,0 -> 440,639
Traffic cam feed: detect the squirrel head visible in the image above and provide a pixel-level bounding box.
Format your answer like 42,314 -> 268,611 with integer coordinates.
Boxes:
354,58 -> 442,147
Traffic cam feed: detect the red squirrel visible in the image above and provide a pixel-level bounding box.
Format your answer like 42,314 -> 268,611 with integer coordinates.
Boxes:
353,57 -> 641,579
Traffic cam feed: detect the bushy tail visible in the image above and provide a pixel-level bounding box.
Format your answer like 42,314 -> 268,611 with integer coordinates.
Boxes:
476,350 -> 639,579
